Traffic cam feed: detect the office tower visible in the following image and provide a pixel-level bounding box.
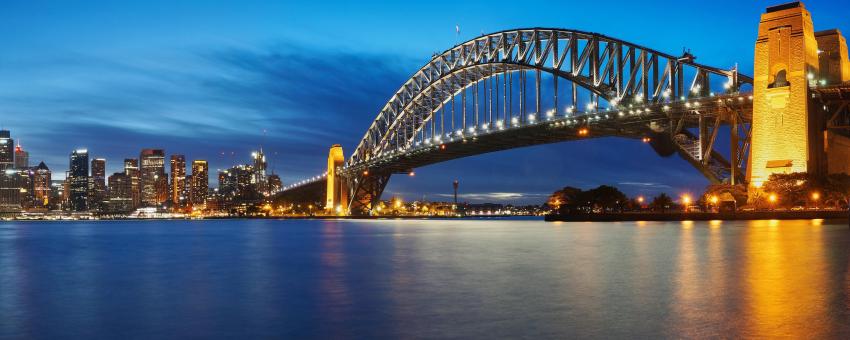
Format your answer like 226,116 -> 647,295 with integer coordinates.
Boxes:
69,149 -> 89,211
190,160 -> 208,206
170,155 -> 186,207
106,172 -> 134,214
140,149 -> 167,207
88,158 -> 107,211
252,149 -> 268,195
124,158 -> 141,209
267,173 -> 282,194
14,143 -> 28,169
0,168 -> 24,213
0,130 -> 13,171
33,162 -> 51,208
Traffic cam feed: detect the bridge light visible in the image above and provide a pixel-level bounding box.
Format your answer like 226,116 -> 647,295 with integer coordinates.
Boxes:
663,89 -> 671,98
363,170 -> 369,176
546,109 -> 555,118
456,129 -> 463,136
511,117 -> 519,125
710,195 -> 718,204
635,94 -> 643,102
819,79 -> 827,86
496,120 -> 504,128
808,73 -> 815,80
566,106 -> 574,114
529,114 -> 536,122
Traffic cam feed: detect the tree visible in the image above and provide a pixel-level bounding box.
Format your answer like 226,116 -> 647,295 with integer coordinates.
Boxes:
703,184 -> 748,207
547,186 -> 582,211
578,185 -> 628,212
649,193 -> 675,212
761,172 -> 813,207
824,173 -> 850,208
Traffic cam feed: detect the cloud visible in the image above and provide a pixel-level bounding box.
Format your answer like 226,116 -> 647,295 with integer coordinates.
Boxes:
0,42 -> 418,181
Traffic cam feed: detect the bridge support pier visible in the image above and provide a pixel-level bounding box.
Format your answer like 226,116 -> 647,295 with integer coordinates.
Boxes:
345,172 -> 390,216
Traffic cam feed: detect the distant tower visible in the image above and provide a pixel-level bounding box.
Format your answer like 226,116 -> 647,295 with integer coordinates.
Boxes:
190,160 -> 209,208
749,2 -> 822,187
89,158 -> 106,211
0,130 -> 13,171
124,158 -> 141,209
139,149 -> 167,207
252,148 -> 268,195
326,144 -> 348,212
170,155 -> 186,207
14,143 -> 28,169
69,149 -> 89,211
453,180 -> 459,205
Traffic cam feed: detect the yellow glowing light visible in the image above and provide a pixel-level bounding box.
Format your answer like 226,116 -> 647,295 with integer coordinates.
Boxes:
636,196 -> 644,203
768,193 -> 777,203
682,195 -> 691,205
811,192 -> 820,201
710,195 -> 719,204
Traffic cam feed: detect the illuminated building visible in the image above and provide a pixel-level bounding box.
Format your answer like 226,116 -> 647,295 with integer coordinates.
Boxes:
32,162 -> 51,208
69,149 -> 89,211
0,130 -> 13,171
267,173 -> 282,194
106,172 -> 134,214
140,149 -> 167,207
89,158 -> 107,211
124,158 -> 141,208
190,160 -> 208,207
170,155 -> 186,208
251,148 -> 268,195
14,143 -> 28,169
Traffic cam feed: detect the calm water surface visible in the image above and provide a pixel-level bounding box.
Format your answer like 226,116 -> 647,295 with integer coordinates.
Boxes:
1,218 -> 849,339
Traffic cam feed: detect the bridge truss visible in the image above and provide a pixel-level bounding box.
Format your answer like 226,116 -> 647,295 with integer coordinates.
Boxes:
281,28 -> 756,214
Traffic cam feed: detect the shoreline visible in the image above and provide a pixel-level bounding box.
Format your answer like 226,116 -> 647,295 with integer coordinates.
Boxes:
544,210 -> 850,222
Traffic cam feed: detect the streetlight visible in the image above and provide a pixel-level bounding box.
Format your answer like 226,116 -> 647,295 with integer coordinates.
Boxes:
682,194 -> 692,212
768,193 -> 777,210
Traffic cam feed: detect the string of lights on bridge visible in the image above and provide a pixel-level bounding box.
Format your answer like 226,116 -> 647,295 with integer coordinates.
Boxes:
283,89 -> 756,192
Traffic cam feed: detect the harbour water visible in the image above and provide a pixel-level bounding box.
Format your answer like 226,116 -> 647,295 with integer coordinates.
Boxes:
1,218 -> 849,338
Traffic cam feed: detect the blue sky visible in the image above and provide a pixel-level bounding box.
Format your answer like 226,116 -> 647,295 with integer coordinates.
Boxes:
1,0 -> 848,204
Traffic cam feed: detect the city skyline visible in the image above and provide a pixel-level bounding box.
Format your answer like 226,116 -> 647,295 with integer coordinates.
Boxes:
2,0 -> 850,204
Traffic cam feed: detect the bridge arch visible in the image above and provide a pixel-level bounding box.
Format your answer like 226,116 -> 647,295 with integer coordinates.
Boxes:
348,28 -> 753,167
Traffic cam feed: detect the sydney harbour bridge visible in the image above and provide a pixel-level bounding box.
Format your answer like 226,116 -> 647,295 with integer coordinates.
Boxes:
277,2 -> 850,215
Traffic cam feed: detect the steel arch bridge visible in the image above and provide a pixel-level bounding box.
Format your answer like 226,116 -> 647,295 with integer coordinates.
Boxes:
278,28 -> 755,215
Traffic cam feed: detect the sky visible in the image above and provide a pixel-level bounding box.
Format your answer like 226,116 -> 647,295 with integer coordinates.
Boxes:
1,0 -> 849,204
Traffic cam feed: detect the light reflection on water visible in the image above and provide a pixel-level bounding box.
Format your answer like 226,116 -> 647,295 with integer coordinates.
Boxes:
0,218 -> 848,338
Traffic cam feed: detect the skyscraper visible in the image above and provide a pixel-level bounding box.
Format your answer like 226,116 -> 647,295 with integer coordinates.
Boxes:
170,155 -> 186,208
33,162 -> 51,208
14,143 -> 28,169
190,160 -> 208,207
106,172 -> 134,214
89,158 -> 106,211
252,148 -> 268,195
140,149 -> 166,207
69,149 -> 89,211
0,130 -> 19,213
124,158 -> 141,209
0,130 -> 13,171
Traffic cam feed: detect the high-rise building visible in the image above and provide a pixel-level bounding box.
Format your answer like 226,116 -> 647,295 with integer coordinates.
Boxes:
190,160 -> 208,207
124,158 -> 141,209
33,162 -> 51,208
252,148 -> 268,195
106,172 -> 134,214
267,173 -> 282,194
69,149 -> 89,211
89,158 -> 106,211
170,155 -> 186,208
0,130 -> 13,171
140,149 -> 167,207
14,143 -> 28,169
0,168 -> 24,214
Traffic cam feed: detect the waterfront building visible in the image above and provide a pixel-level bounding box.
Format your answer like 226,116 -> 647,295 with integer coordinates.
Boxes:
32,162 -> 51,208
170,155 -> 186,208
69,149 -> 89,212
0,168 -> 24,214
89,158 -> 107,211
140,149 -> 167,207
190,160 -> 208,207
106,172 -> 134,214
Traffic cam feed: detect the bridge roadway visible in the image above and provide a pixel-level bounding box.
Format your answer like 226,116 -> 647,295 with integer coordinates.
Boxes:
339,93 -> 753,179
276,93 -> 754,205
